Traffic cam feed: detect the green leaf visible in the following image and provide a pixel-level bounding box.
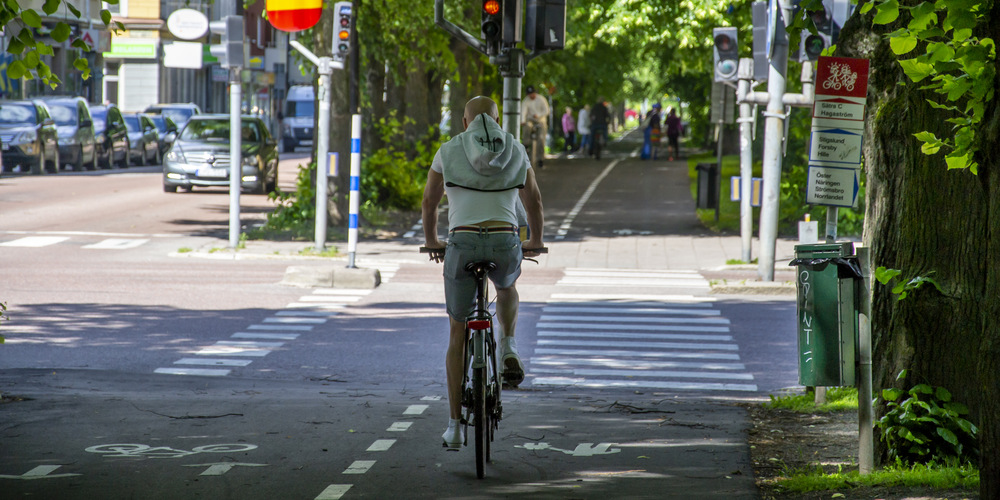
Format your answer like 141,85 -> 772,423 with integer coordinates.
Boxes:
36,43 -> 54,57
101,10 -> 112,25
945,152 -> 972,170
882,388 -> 905,400
899,58 -> 935,82
926,42 -> 956,64
52,22 -> 71,43
935,387 -> 953,402
937,427 -> 959,446
7,60 -> 26,79
873,0 -> 900,24
22,9 -> 42,28
66,3 -> 81,18
897,369 -> 908,381
7,38 -> 24,55
875,267 -> 902,284
71,39 -> 91,51
860,2 -> 874,14
23,51 -> 39,69
912,384 -> 933,395
42,0 -> 60,15
74,58 -> 89,72
890,32 -> 918,54
907,2 -> 938,31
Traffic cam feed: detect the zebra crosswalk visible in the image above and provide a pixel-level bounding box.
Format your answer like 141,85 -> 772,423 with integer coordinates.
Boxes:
529,268 -> 758,393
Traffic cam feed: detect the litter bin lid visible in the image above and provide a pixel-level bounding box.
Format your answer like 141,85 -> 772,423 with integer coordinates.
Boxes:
793,241 -> 854,258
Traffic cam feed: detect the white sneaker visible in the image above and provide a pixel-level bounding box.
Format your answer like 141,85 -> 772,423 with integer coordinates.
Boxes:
500,337 -> 525,388
442,419 -> 464,449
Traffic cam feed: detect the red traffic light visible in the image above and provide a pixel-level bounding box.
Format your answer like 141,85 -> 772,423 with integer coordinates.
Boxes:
714,34 -> 734,51
483,0 -> 500,15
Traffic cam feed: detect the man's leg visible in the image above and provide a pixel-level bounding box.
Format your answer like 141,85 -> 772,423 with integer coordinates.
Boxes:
495,285 -> 525,387
442,316 -> 466,448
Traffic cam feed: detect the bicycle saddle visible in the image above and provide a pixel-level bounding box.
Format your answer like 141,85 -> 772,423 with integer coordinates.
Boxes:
465,261 -> 497,272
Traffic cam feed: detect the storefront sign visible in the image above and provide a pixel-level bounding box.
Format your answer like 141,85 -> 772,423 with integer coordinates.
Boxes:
103,39 -> 157,59
167,9 -> 210,40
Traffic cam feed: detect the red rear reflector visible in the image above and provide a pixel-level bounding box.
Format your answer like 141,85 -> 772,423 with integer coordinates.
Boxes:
467,320 -> 491,330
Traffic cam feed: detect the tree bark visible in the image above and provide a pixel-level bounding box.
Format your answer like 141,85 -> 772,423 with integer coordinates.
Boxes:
839,2 -> 999,494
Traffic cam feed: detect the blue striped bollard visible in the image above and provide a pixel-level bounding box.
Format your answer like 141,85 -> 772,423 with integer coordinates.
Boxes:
347,114 -> 361,268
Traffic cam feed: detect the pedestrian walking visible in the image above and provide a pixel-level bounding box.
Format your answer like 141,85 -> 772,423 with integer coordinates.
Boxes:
576,104 -> 591,155
665,107 -> 683,161
589,98 -> 610,158
642,103 -> 662,160
561,107 -> 576,152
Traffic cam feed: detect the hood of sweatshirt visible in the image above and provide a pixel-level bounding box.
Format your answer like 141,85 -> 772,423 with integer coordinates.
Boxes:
441,113 -> 527,192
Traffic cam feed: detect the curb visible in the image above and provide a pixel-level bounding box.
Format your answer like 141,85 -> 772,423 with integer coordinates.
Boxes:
281,265 -> 381,289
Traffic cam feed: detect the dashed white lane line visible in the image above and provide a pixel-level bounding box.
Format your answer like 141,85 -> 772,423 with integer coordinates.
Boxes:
247,324 -> 314,331
274,310 -> 341,317
387,422 -> 412,432
153,367 -> 231,376
403,405 -> 429,415
0,236 -> 70,247
366,439 -> 396,452
554,158 -> 622,240
172,358 -> 253,367
315,484 -> 352,500
231,332 -> 300,340
81,238 -> 150,249
263,317 -> 328,324
343,460 -> 376,474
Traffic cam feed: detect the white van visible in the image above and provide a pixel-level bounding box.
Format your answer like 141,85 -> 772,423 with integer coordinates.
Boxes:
282,85 -> 314,152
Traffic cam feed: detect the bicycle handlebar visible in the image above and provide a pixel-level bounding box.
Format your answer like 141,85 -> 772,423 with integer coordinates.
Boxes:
420,246 -> 548,256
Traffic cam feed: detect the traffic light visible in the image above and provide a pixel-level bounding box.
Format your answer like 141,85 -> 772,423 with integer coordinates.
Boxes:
751,1 -> 768,81
481,0 -> 503,55
502,0 -> 522,45
209,15 -> 243,68
713,27 -> 739,82
525,0 -> 566,50
800,0 -> 851,61
334,2 -> 353,61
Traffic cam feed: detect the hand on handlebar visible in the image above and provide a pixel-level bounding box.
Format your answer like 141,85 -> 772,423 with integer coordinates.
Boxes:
420,244 -> 446,263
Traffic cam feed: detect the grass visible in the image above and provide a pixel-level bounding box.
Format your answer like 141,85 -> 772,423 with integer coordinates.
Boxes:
687,153 -> 762,233
765,386 -> 859,412
299,246 -> 340,258
177,247 -> 192,253
776,463 -> 979,494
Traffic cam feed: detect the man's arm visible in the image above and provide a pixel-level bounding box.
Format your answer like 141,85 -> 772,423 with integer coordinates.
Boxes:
422,169 -> 446,259
519,167 -> 545,255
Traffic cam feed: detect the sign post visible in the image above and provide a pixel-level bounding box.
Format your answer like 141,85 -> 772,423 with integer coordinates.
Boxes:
805,56 -> 870,241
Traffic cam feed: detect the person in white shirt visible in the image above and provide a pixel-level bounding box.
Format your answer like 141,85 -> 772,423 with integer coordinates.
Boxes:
520,85 -> 550,167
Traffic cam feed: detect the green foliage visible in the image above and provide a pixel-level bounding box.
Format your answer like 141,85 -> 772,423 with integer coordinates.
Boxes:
775,462 -> 978,493
764,387 -> 859,413
1,0 -> 121,88
877,370 -> 979,467
874,266 -> 943,300
254,162 -> 317,239
361,112 -> 443,211
867,0 -> 996,174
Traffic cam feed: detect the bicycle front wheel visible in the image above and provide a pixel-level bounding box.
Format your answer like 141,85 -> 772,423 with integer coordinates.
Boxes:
473,365 -> 488,479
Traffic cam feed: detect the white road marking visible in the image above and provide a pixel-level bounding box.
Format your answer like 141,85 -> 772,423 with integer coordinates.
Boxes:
542,305 -> 721,316
173,358 -> 253,367
154,367 -> 232,376
555,158 -> 622,239
532,348 -> 741,360
387,422 -> 412,432
536,322 -> 730,333
312,289 -> 372,295
420,395 -> 442,401
532,357 -> 746,371
231,332 -> 300,340
285,303 -> 346,309
297,296 -> 362,303
549,293 -> 716,303
536,339 -> 740,351
195,346 -> 271,357
342,460 -> 376,474
532,377 -> 758,392
247,324 -> 313,331
540,314 -> 730,325
532,367 -> 756,380
0,236 -> 70,247
537,330 -> 733,342
366,439 -> 396,452
264,317 -> 327,324
275,310 -> 340,317
215,340 -> 285,348
315,484 -> 352,500
82,238 -> 150,249
403,405 -> 429,415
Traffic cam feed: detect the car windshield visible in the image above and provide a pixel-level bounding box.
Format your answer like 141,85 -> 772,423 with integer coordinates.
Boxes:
150,116 -> 170,133
0,104 -> 37,126
48,104 -> 78,126
123,116 -> 141,132
286,100 -> 314,118
181,120 -> 261,143
90,108 -> 108,133
159,109 -> 194,125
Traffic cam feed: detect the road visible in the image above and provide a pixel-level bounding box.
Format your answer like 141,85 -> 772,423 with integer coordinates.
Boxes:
0,141 -> 799,499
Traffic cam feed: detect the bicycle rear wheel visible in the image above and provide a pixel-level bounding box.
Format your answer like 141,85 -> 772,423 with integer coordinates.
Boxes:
473,365 -> 488,479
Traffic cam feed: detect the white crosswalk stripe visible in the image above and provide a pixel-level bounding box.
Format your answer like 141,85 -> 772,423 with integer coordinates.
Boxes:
0,236 -> 70,247
529,270 -> 757,393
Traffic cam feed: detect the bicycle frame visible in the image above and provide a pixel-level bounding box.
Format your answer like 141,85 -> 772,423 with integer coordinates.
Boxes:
462,261 -> 501,479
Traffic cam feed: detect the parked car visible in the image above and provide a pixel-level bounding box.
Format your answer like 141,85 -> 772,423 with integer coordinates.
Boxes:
149,114 -> 178,157
40,96 -> 98,171
143,103 -> 201,130
0,99 -> 60,174
163,114 -> 278,194
124,113 -> 160,165
281,85 -> 314,153
88,104 -> 130,168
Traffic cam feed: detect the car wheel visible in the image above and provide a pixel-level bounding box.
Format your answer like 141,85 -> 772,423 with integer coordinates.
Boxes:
163,183 -> 177,193
154,147 -> 162,165
137,144 -> 147,166
33,149 -> 46,175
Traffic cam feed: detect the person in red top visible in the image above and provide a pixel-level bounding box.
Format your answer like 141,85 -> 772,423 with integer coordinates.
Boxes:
561,107 -> 576,152
664,107 -> 683,161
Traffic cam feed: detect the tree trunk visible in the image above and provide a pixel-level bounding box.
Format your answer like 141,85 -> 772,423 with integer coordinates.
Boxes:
840,2 -> 999,493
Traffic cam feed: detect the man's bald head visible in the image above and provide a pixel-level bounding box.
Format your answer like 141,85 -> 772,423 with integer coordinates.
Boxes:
463,96 -> 499,129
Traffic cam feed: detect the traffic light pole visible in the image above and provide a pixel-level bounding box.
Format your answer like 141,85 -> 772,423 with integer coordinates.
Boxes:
289,40 -> 344,252
228,71 -> 242,249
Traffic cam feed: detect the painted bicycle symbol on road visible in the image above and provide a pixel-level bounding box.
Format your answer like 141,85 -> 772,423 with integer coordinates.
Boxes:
85,443 -> 257,459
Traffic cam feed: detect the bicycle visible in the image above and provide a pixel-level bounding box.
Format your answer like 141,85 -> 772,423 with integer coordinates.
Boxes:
421,244 -> 546,479
590,126 -> 607,160
523,118 -> 544,169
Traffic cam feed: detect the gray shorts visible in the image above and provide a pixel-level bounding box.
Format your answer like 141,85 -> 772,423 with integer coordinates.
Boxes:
443,231 -> 522,322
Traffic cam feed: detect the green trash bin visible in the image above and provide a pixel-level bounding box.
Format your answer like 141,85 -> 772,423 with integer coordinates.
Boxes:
789,242 -> 862,387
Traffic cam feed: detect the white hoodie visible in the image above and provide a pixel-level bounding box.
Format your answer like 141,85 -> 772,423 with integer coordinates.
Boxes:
431,113 -> 530,230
